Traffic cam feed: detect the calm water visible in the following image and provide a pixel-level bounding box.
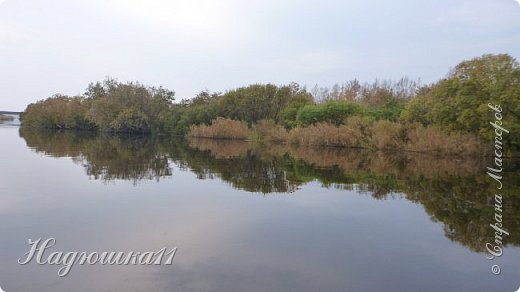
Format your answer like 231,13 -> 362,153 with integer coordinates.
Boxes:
0,125 -> 519,291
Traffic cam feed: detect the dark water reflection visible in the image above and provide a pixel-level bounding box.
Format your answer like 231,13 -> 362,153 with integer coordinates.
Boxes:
1,127 -> 519,291
21,129 -> 172,183
19,129 -> 520,253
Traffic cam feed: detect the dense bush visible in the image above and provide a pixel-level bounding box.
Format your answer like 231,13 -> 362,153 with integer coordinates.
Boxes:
22,95 -> 95,130
22,79 -> 174,133
401,54 -> 520,151
110,108 -> 151,133
84,79 -> 174,133
295,101 -> 362,126
217,83 -> 313,125
160,84 -> 313,135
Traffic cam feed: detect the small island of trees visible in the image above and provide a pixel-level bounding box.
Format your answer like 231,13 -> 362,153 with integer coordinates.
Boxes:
21,54 -> 520,156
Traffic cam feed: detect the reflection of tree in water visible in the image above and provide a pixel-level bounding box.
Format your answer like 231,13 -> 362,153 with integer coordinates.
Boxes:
20,128 -> 172,183
19,129 -> 520,251
164,138 -> 300,193
403,172 -> 520,252
185,138 -> 520,252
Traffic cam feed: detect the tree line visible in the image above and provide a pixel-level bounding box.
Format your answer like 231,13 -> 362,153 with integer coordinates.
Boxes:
21,54 -> 520,153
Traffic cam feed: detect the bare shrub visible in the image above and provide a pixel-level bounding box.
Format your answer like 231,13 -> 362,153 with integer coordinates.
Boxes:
369,120 -> 404,150
285,118 -> 480,155
188,117 -> 251,140
288,122 -> 363,147
254,119 -> 289,143
189,117 -> 482,155
406,125 -> 481,156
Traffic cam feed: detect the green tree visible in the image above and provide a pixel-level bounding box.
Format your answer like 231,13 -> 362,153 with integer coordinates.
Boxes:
402,54 -> 520,151
296,101 -> 362,126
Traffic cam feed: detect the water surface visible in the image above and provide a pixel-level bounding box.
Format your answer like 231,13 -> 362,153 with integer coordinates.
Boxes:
0,126 -> 519,291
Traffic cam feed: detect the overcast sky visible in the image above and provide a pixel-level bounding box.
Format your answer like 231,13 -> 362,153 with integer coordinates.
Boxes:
0,0 -> 519,111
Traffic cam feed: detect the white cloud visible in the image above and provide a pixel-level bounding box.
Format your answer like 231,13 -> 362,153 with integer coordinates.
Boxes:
102,0 -> 250,46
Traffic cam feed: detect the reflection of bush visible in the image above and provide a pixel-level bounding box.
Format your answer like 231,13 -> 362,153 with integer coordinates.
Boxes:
188,139 -> 483,179
19,129 -> 520,251
404,173 -> 520,252
167,138 -> 300,193
19,128 -> 171,183
188,138 -> 250,158
186,138 -> 520,252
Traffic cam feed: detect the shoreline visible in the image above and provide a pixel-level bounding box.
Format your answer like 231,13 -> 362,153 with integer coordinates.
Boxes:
17,125 -> 520,158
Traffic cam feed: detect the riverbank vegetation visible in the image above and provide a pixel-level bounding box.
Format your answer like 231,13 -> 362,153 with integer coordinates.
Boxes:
22,79 -> 174,133
189,117 -> 481,155
21,54 -> 520,155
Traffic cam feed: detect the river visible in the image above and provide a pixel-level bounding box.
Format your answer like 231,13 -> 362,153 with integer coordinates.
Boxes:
0,125 -> 519,291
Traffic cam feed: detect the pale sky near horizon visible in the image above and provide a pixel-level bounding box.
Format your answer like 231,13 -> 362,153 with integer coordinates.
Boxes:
0,0 -> 519,111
